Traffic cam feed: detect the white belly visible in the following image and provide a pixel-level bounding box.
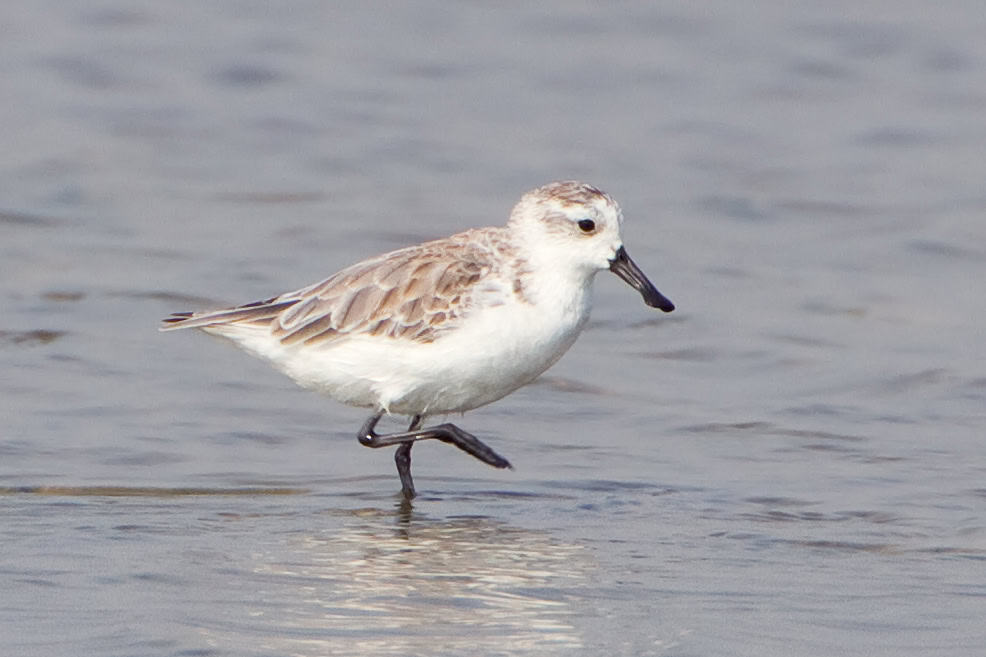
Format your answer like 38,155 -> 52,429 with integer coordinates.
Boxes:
213,292 -> 591,417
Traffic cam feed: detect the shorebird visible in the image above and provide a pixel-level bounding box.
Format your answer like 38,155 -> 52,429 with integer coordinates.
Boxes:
161,181 -> 674,498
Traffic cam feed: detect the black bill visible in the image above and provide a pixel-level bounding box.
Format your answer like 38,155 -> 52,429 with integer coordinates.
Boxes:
609,246 -> 675,312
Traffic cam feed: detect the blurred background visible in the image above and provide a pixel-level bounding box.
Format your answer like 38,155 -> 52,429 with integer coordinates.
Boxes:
2,2 -> 984,656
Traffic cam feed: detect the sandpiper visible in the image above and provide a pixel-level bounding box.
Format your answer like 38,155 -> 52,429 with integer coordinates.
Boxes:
161,181 -> 674,498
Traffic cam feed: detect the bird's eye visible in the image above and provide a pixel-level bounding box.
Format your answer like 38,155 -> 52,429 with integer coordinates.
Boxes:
577,219 -> 595,233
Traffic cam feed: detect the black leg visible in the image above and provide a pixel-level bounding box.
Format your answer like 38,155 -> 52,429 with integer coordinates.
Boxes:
357,412 -> 512,493
394,416 -> 420,499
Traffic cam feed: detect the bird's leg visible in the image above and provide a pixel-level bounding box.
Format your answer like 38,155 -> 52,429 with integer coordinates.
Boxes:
357,413 -> 512,474
394,416 -> 421,499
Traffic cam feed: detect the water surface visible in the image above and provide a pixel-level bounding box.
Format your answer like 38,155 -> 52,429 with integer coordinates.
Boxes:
2,2 -> 984,655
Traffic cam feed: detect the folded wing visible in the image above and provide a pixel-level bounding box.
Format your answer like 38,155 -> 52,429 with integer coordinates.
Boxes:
160,238 -> 493,346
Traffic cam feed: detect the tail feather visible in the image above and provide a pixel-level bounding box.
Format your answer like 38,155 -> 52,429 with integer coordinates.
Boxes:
159,299 -> 299,331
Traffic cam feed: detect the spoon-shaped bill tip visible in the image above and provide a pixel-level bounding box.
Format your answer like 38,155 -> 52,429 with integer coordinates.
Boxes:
608,247 -> 674,312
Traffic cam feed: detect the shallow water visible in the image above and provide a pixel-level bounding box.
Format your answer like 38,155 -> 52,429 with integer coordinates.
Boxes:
2,2 -> 985,656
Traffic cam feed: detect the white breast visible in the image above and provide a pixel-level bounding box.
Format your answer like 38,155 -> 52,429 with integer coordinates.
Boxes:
226,271 -> 592,416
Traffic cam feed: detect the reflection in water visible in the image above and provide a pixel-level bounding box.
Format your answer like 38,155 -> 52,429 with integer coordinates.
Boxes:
236,509 -> 588,655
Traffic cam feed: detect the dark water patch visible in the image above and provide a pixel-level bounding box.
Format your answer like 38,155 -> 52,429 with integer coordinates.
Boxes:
42,290 -> 86,302
636,346 -> 718,361
46,352 -> 84,364
914,546 -> 986,560
438,488 -> 570,502
780,434 -> 901,464
704,264 -> 753,280
111,289 -> 224,307
870,413 -> 921,426
41,55 -> 125,90
132,571 -> 187,585
798,441 -> 859,454
683,420 -> 772,434
746,496 -> 816,507
12,576 -> 61,588
533,375 -> 609,395
743,510 -> 831,523
908,239 -> 984,261
0,329 -> 67,346
784,402 -> 859,417
210,430 -> 293,447
111,524 -> 159,533
788,57 -> 854,81
922,46 -> 973,72
213,190 -> 325,204
0,211 -> 59,227
536,442 -> 601,452
742,501 -> 901,525
684,421 -> 864,440
211,64 -> 286,87
77,7 -> 150,27
777,539 -> 986,558
950,379 -> 986,401
101,450 -> 189,467
877,368 -> 949,394
683,422 -> 870,454
836,510 -> 899,523
793,21 -> 905,58
764,331 -> 844,349
855,127 -> 940,147
789,539 -> 895,554
855,453 -> 907,464
802,299 -> 868,318
542,479 -> 678,497
0,446 -> 26,465
0,485 -> 307,497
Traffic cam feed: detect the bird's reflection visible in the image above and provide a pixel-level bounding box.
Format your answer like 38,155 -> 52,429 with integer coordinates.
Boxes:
239,506 -> 589,655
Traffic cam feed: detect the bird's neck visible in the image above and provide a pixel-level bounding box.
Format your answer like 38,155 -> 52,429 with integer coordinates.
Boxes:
511,242 -> 596,317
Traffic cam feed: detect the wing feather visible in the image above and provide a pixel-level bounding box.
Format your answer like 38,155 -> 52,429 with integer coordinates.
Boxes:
161,230 -> 505,346
280,244 -> 491,345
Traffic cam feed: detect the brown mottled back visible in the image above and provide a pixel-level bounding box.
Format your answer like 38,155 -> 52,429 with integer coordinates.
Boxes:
161,229 -> 506,346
